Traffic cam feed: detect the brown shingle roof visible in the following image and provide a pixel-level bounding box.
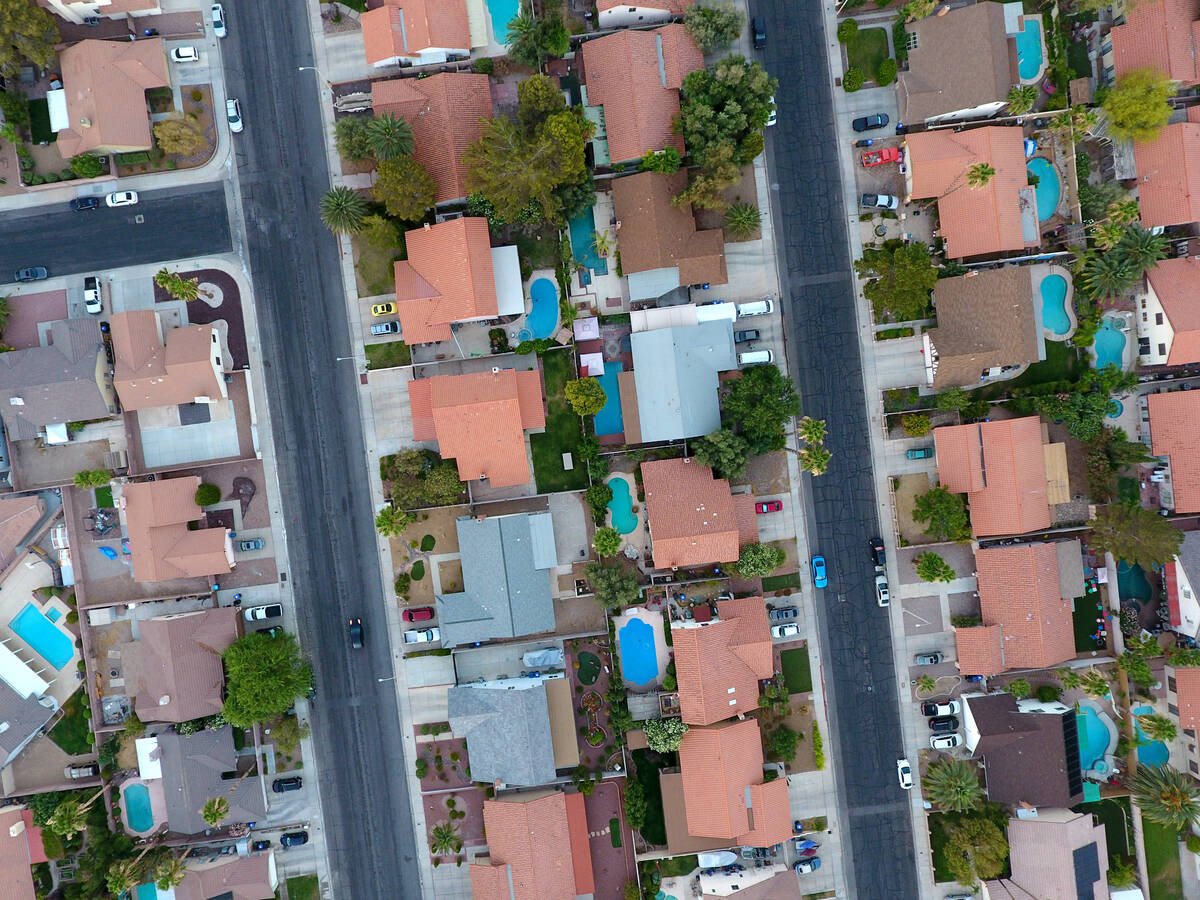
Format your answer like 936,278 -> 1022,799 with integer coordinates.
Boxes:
360,0 -> 471,66
124,608 -> 238,723
1149,390 -> 1200,512
611,171 -> 728,287
1148,257 -> 1200,365
110,311 -> 225,411
1171,665 -> 1200,730
394,218 -> 498,344
121,477 -> 232,583
582,24 -> 703,164
1133,122 -> 1200,228
989,812 -> 1108,900
371,73 -> 492,203
673,596 -> 773,725
173,855 -> 277,900
925,268 -> 1042,388
643,457 -> 757,569
1111,0 -> 1200,85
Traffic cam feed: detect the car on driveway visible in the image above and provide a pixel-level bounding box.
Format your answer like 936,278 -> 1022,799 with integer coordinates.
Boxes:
348,617 -> 364,649
402,606 -> 435,622
869,536 -> 885,567
930,733 -> 962,750
853,112 -> 889,132
770,623 -> 800,639
875,572 -> 890,607
170,46 -> 199,62
280,831 -> 307,848
70,197 -> 100,212
237,538 -> 264,551
896,758 -> 913,789
106,191 -> 138,207
794,857 -> 822,874
211,3 -> 226,37
751,16 -> 766,49
272,777 -> 302,793
226,98 -> 243,133
403,627 -> 439,644
84,276 -> 103,314
768,606 -> 798,622
906,446 -> 934,460
15,266 -> 48,282
929,715 -> 960,734
372,301 -> 397,317
921,700 -> 960,717
733,328 -> 759,343
755,500 -> 782,514
914,651 -> 943,665
811,555 -> 827,589
244,604 -> 283,622
861,193 -> 899,210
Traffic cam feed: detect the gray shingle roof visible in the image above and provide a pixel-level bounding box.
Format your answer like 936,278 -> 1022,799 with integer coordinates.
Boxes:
156,726 -> 265,834
630,321 -> 737,442
0,677 -> 55,767
447,683 -> 556,786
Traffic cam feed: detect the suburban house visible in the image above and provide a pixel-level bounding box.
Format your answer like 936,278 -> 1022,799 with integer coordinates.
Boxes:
0,806 -> 43,900
962,693 -> 1084,809
984,810 -> 1109,899
1131,116 -> 1200,229
672,596 -> 773,725
120,608 -> 239,723
1164,664 -> 1200,777
42,0 -> 160,25
1135,256 -> 1200,366
1148,390 -> 1200,513
392,218 -> 523,345
933,416 -> 1054,536
627,322 -> 737,443
447,676 -> 576,787
408,369 -> 545,488
470,791 -> 595,900
0,496 -> 45,582
172,854 -> 279,900
611,171 -> 728,301
52,38 -> 169,157
642,457 -> 758,570
360,0 -> 472,68
0,640 -> 59,768
1166,532 -> 1200,640
370,73 -> 493,205
118,476 -> 234,583
110,311 -> 228,411
596,0 -> 692,28
581,24 -> 704,165
1107,0 -> 1200,86
922,267 -> 1046,388
700,871 -> 805,899
904,127 -> 1039,260
954,542 -> 1081,677
898,2 -> 1025,124
435,512 -> 557,647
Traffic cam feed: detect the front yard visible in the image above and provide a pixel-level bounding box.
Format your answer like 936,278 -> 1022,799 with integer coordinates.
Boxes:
365,340 -> 411,370
530,349 -> 588,493
846,27 -> 890,82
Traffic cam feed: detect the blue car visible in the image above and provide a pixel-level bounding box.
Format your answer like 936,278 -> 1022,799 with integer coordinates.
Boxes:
811,556 -> 828,589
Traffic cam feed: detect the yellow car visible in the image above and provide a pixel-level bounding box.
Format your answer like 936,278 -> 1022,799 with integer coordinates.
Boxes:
371,302 -> 397,317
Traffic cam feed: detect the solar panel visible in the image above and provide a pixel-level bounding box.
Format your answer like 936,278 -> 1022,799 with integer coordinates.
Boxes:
1062,712 -> 1083,797
1073,842 -> 1101,899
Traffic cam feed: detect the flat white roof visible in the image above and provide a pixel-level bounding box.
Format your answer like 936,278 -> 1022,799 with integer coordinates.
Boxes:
136,736 -> 162,779
0,639 -> 49,699
491,245 -> 524,317
46,89 -> 68,133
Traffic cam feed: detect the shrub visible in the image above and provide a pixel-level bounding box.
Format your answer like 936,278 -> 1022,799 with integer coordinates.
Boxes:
190,88 -> 203,102
1187,833 -> 1200,854
812,722 -> 824,770
877,58 -> 898,86
70,154 -> 104,178
394,573 -> 411,596
837,18 -> 858,42
473,57 -> 493,75
1035,684 -> 1062,703
411,560 -> 426,581
194,483 -> 222,506
724,202 -> 761,240
843,68 -> 865,92
901,413 -> 932,437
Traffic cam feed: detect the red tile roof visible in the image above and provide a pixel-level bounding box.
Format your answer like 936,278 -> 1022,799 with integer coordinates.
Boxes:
371,73 -> 492,203
582,24 -> 704,164
1133,122 -> 1200,228
673,596 -> 773,725
121,477 -> 232,583
1147,257 -> 1200,364
643,458 -> 758,569
407,369 -> 545,488
1172,666 -> 1200,730
1111,0 -> 1200,85
0,808 -> 36,900
933,417 -> 1051,536
361,0 -> 470,66
1149,390 -> 1200,512
955,625 -> 1007,678
394,218 -> 498,344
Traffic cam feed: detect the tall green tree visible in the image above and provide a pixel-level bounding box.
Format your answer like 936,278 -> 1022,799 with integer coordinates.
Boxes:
684,1 -> 745,52
691,428 -> 750,479
506,0 -> 570,67
797,416 -> 827,446
584,561 -> 641,609
1115,225 -> 1168,276
366,112 -> 414,161
592,526 -> 622,558
335,115 -> 374,161
0,87 -> 29,126
678,55 -> 778,167
1102,67 -> 1176,142
924,758 -> 983,812
0,0 -> 59,78
854,241 -> 939,322
912,485 -> 970,542
74,469 -> 113,488
106,859 -> 142,897
516,73 -> 566,133
721,363 -> 800,455
643,717 -> 689,752
640,147 -> 682,174
154,268 -> 202,302
222,631 -> 313,727
375,505 -> 413,537
1090,503 -> 1183,570
735,543 -> 785,577
765,724 -> 800,762
1005,84 -> 1038,115
915,552 -> 956,583
673,139 -> 742,211
966,162 -> 995,189
1138,712 -> 1177,743
372,155 -> 437,222
624,781 -> 647,830
1129,764 -> 1200,830
799,445 -> 832,475
944,816 -> 1009,885
564,376 -> 607,416
320,186 -> 367,234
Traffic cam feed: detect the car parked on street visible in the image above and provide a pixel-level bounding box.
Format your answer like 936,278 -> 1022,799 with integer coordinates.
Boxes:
930,733 -> 962,750
84,276 -> 102,314
921,700 -> 960,717
170,46 -> 199,62
244,604 -> 283,622
768,606 -> 798,622
733,328 -> 759,343
811,555 -> 827,589
14,266 -> 48,282
770,623 -> 800,639
272,777 -> 302,793
869,536 -> 885,567
875,572 -> 890,607
896,758 -> 913,789
751,16 -> 766,49
280,831 -> 308,848
403,627 -> 439,644
226,98 -> 243,133
349,617 -> 364,648
766,95 -> 777,127
755,500 -> 782,514
105,191 -> 138,207
860,193 -> 899,210
70,197 -> 100,212
929,715 -> 960,734
402,606 -> 435,622
914,651 -> 943,665
237,538 -> 264,551
211,3 -> 226,37
372,302 -> 397,317
852,113 -> 889,132
906,446 -> 934,460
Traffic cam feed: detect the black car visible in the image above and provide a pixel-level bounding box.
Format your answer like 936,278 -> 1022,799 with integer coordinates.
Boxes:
272,777 -> 303,793
14,266 -> 48,282
869,537 -> 885,567
734,328 -> 760,343
349,617 -> 364,648
929,715 -> 960,734
751,17 -> 766,49
852,113 -> 890,132
767,606 -> 798,622
260,625 -> 283,638
280,831 -> 308,848
70,197 -> 100,211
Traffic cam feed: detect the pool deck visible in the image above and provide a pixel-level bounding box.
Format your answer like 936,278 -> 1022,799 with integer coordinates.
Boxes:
119,775 -> 168,836
1030,262 -> 1077,342
0,553 -> 80,710
1015,13 -> 1048,86
612,607 -> 670,692
603,474 -> 647,560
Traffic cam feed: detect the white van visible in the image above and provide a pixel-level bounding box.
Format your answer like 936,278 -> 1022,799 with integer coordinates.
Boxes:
738,349 -> 773,366
736,299 -> 774,318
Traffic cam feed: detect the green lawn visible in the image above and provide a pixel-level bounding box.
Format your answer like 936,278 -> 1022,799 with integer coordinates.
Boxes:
762,572 -> 803,593
1073,797 -> 1130,858
365,340 -> 411,370
630,749 -> 668,846
285,874 -> 320,900
48,691 -> 93,756
972,340 -> 1084,401
1142,820 -> 1184,900
1118,476 -> 1140,505
1072,595 -> 1105,652
94,485 -> 113,508
927,814 -> 955,883
780,647 -> 812,694
529,349 -> 588,493
29,99 -> 54,144
658,854 -> 699,877
846,27 -> 890,82
510,225 -> 562,275
354,237 -> 403,297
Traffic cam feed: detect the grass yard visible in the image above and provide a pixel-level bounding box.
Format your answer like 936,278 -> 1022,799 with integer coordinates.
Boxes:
846,27 -> 890,82
529,349 -> 589,493
94,485 -> 114,508
29,99 -> 54,144
1072,596 -> 1106,652
658,854 -> 699,877
876,327 -> 915,340
510,225 -> 561,275
762,572 -> 803,593
285,874 -> 320,900
1118,476 -> 1140,506
365,340 -> 411,370
49,691 -> 93,756
630,749 -> 668,846
1142,820 -> 1184,900
354,236 -> 403,297
1073,797 -> 1130,858
973,340 -> 1084,401
780,646 -> 813,694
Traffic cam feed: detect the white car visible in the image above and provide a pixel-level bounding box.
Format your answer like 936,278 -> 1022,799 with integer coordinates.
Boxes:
766,95 -> 777,127
170,46 -> 199,63
105,191 -> 138,207
226,98 -> 243,133
243,604 -> 283,622
921,700 -> 961,717
83,275 -> 102,314
930,733 -> 962,750
770,622 -> 800,639
211,3 -> 226,37
875,572 -> 890,607
403,627 -> 440,644
897,758 -> 913,790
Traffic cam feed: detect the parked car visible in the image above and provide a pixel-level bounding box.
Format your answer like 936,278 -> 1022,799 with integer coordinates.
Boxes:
14,267 -> 48,282
921,700 -> 960,717
861,146 -> 902,167
70,197 -> 100,212
811,555 -> 827,589
244,604 -> 283,622
766,95 -> 777,127
272,777 -> 302,793
914,651 -> 943,666
65,764 -> 100,779
875,572 -> 890,607
930,733 -> 962,750
751,16 -> 766,49
370,321 -> 400,336
794,858 -> 822,874
896,758 -> 913,789
280,831 -> 308,848
403,627 -> 440,644
251,840 -> 271,851
733,328 -> 759,343
170,45 -> 199,62
736,299 -> 773,318
349,617 -> 364,649
211,3 -> 226,37
852,113 -> 889,132
929,715 -> 960,734
372,302 -> 397,317
770,623 -> 800,639
768,606 -> 798,622
105,191 -> 138,207
237,538 -> 264,551
861,193 -> 899,210
83,276 -> 102,314
738,349 -> 773,366
869,536 -> 885,567
906,446 -> 934,460
226,98 -> 243,133
402,606 -> 435,622
755,500 -> 782,514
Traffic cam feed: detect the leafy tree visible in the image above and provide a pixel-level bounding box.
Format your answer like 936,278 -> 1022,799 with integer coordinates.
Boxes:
320,186 -> 367,234
564,376 -> 607,416
516,73 -> 566,133
74,469 -> 112,489
674,140 -> 742,211
222,631 -> 313,727
366,112 -> 414,161
722,363 -> 800,455
678,55 -> 778,168
360,213 -> 399,250
901,413 -> 931,437
685,1 -> 745,52
643,717 -> 689,752
1035,684 -> 1062,703
901,0 -> 936,20
836,18 -> 858,42
584,561 -> 640,609
1006,677 -> 1031,700
640,147 -> 682,174
624,780 -> 647,831
430,821 -> 462,856
1006,84 -> 1038,115
966,162 -> 996,189
153,115 -> 205,156
193,483 -> 221,507
877,58 -> 897,86
913,485 -> 970,542
1091,503 -> 1182,570
373,155 -> 437,222
944,815 -> 1009,884
1139,712 -> 1177,743
0,0 -> 59,78
1108,858 -> 1137,889
797,416 -> 827,446
915,552 -> 956,583
154,268 -> 201,302
593,526 -> 622,558
70,153 -> 104,178
335,115 -> 373,161
1102,67 -> 1176,142
423,462 -> 467,506
724,202 -> 761,239
765,725 -> 800,762
691,428 -> 750,479
1168,646 -> 1200,667
506,0 -> 569,67
934,387 -> 970,412
799,445 -> 832,476
0,88 -> 29,126
375,505 -> 413,537
624,880 -> 642,900
1129,764 -> 1200,830
735,543 -> 785,577
585,482 -> 613,524
924,758 -> 983,812
854,241 -> 938,322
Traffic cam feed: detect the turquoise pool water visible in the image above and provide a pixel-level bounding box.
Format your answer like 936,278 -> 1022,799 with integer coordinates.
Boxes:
1134,705 -> 1170,767
1039,273 -> 1070,335
46,608 -> 61,623
1077,706 -> 1114,771
134,884 -> 157,900
1117,560 -> 1152,602
1109,399 -> 1124,418
526,278 -> 559,339
569,207 -> 608,275
618,618 -> 658,686
1094,317 -> 1127,370
1014,19 -> 1043,80
490,0 -> 522,42
124,783 -> 154,833
9,602 -> 73,670
594,361 -> 625,436
1027,157 -> 1061,221
607,478 -> 637,535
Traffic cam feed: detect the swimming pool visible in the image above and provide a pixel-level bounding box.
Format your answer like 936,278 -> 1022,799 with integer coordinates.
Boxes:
1014,19 -> 1043,81
1027,157 -> 1061,221
526,278 -> 559,339
618,618 -> 659,687
1108,399 -> 1124,418
594,361 -> 625,436
9,602 -> 73,670
1039,273 -> 1071,335
607,477 -> 637,535
1117,560 -> 1152,602
1094,317 -> 1127,370
569,207 -> 609,276
1077,706 -> 1114,771
124,783 -> 155,833
1134,705 -> 1170,767
489,0 -> 522,43
46,608 -> 61,623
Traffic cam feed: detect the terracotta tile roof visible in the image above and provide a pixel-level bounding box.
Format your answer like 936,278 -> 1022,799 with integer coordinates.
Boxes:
1111,0 -> 1200,85
125,608 -> 238,723
612,171 -> 728,287
470,792 -> 594,900
582,24 -> 703,164
673,596 -> 773,725
933,417 -> 1051,536
1133,122 -> 1200,228
394,218 -> 498,344
738,779 -> 793,849
906,127 -> 1034,259
110,311 -> 225,411
407,369 -> 544,487
597,0 -> 690,11
360,0 -> 470,66
1149,390 -> 1200,512
56,38 -> 168,157
121,477 -> 232,583
1148,257 -> 1200,365
643,457 -> 748,568
956,543 -> 1075,676
0,807 -> 36,900
371,73 -> 492,203
1171,666 -> 1200,730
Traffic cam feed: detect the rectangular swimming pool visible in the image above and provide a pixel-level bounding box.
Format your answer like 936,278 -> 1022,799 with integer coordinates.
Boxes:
488,0 -> 522,44
569,207 -> 609,276
9,602 -> 74,670
594,361 -> 625,436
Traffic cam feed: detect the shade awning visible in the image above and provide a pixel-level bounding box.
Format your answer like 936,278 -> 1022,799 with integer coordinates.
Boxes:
46,89 -> 69,133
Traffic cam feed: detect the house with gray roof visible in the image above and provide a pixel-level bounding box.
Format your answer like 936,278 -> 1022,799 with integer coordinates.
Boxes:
985,809 -> 1108,900
0,639 -> 58,768
435,513 -> 557,648
447,681 -> 557,787
629,320 -> 737,443
155,726 -> 265,834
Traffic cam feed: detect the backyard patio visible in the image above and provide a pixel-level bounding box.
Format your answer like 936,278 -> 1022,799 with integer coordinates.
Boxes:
564,638 -> 622,772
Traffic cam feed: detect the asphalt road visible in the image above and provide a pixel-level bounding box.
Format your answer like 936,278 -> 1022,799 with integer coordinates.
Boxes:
755,2 -> 921,897
0,184 -> 231,283
218,5 -> 419,898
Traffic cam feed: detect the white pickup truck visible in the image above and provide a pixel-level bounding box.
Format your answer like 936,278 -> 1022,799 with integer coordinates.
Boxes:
83,276 -> 102,314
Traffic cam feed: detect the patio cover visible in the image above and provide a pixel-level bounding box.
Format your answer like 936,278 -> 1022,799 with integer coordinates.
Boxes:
491,246 -> 524,317
631,305 -> 698,332
628,268 -> 681,302
573,316 -> 600,341
46,89 -> 69,132
580,352 -> 605,376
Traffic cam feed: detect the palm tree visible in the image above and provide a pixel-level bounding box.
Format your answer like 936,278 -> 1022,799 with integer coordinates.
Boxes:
106,859 -> 143,896
153,852 -> 188,890
1077,251 -> 1137,300
1139,713 -> 1178,743
799,445 -> 832,476
1005,85 -> 1038,115
366,113 -> 414,161
200,796 -> 229,828
590,230 -> 612,258
319,186 -> 367,235
430,821 -> 462,856
1107,198 -> 1141,226
1115,226 -> 1167,277
1079,668 -> 1110,698
916,674 -> 937,694
966,162 -> 996,189
797,416 -> 827,446
1092,221 -> 1126,251
724,202 -> 762,240
505,7 -> 534,46
1129,764 -> 1200,830
46,801 -> 89,839
154,268 -> 201,302
924,758 -> 984,812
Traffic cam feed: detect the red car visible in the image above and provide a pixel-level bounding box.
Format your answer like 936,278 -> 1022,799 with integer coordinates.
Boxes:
755,501 -> 783,514
402,606 -> 435,622
861,146 -> 902,167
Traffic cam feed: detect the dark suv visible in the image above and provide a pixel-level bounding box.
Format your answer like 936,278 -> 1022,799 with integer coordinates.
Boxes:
869,537 -> 885,567
929,716 -> 959,734
272,777 -> 303,793
768,606 -> 798,622
280,831 -> 308,848
751,16 -> 766,49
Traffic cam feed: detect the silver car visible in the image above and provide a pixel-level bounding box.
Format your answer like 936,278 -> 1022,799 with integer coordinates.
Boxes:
211,3 -> 226,37
226,98 -> 243,133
